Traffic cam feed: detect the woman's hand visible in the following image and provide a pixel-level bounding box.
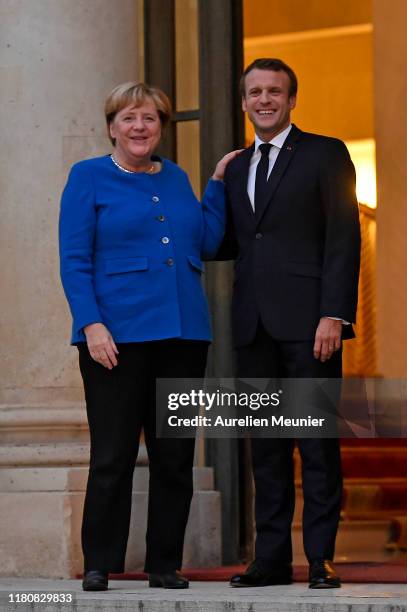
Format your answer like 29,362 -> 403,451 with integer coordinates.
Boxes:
212,149 -> 244,181
84,323 -> 119,369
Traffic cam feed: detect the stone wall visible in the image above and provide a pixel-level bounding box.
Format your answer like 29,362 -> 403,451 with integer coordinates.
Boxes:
0,0 -> 140,403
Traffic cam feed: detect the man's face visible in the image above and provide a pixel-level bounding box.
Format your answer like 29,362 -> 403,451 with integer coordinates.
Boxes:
242,68 -> 296,140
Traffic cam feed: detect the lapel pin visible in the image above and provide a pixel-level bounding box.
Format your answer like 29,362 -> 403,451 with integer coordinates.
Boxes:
286,145 -> 293,151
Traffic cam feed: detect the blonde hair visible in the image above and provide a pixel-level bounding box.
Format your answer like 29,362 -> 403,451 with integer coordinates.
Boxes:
104,82 -> 172,145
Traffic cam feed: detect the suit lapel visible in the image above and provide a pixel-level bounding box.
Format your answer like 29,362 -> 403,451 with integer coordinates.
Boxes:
233,143 -> 255,219
255,125 -> 302,225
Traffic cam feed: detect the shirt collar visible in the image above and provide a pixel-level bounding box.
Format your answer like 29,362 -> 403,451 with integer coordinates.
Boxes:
254,124 -> 292,153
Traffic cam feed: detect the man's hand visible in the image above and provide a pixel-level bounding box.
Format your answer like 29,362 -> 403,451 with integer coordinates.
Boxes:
313,317 -> 342,362
212,149 -> 244,181
84,323 -> 119,369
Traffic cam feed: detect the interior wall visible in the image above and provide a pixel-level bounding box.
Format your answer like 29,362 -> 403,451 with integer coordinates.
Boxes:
373,0 -> 407,377
244,25 -> 374,142
244,0 -> 372,37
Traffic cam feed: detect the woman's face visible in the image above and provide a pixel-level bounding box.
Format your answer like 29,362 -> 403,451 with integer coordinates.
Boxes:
109,98 -> 162,163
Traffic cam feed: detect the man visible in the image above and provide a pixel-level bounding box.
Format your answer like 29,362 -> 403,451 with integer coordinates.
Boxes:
218,59 -> 361,589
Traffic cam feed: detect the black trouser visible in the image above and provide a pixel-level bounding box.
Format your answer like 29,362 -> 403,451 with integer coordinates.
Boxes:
78,339 -> 208,574
236,321 -> 342,565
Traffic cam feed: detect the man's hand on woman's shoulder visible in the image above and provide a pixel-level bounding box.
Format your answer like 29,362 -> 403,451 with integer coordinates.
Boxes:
212,149 -> 244,181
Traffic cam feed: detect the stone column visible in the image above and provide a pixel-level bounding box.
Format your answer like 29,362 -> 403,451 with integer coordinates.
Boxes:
0,0 -> 140,403
0,0 -> 140,577
373,0 -> 407,377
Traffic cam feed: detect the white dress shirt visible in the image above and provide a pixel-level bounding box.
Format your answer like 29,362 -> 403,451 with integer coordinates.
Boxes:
247,124 -> 293,210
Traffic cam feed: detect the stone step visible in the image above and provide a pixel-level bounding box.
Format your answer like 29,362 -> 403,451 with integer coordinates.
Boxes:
0,443 -> 148,467
292,519 -> 395,564
341,447 -> 407,478
293,446 -> 407,479
0,465 -> 221,577
343,483 -> 407,513
0,403 -> 88,443
343,511 -> 407,531
0,466 -> 215,493
0,442 -> 90,467
341,440 -> 407,448
295,475 -> 407,486
292,483 -> 407,524
0,580 -> 405,612
342,476 -> 407,485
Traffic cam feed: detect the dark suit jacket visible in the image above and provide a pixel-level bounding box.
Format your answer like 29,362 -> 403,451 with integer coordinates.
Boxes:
217,124 -> 361,347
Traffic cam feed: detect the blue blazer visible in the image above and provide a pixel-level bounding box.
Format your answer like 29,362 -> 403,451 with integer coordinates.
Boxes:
59,155 -> 225,344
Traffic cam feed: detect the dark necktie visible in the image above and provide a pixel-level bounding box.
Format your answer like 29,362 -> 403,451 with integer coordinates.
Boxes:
254,142 -> 272,213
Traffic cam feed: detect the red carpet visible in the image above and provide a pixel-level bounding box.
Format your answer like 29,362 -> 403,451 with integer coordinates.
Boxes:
106,562 -> 407,583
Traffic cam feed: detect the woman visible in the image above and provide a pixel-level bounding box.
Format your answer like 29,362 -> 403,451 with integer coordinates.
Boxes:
59,82 -> 239,591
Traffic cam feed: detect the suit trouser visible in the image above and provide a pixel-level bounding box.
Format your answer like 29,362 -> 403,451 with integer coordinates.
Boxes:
78,339 -> 208,574
236,321 -> 342,565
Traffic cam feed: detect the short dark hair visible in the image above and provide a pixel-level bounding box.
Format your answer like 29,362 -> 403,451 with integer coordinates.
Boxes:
240,58 -> 298,98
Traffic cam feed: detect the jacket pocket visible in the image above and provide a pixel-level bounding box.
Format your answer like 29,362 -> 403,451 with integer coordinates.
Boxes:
105,257 -> 148,275
187,255 -> 204,274
286,262 -> 322,278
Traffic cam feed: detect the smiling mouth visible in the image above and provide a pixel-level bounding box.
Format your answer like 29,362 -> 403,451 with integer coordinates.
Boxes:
257,110 -> 276,116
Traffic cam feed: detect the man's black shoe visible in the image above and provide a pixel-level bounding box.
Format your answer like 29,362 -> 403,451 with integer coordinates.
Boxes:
230,560 -> 292,587
149,570 -> 189,589
82,570 -> 108,591
309,560 -> 341,589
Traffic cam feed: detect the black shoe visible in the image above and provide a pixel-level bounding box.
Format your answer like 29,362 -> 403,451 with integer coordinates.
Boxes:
82,570 -> 108,591
149,570 -> 189,589
230,560 -> 292,587
309,560 -> 341,589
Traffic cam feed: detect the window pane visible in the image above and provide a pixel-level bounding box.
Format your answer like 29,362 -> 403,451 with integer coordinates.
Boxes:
177,120 -> 200,196
175,0 -> 199,111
